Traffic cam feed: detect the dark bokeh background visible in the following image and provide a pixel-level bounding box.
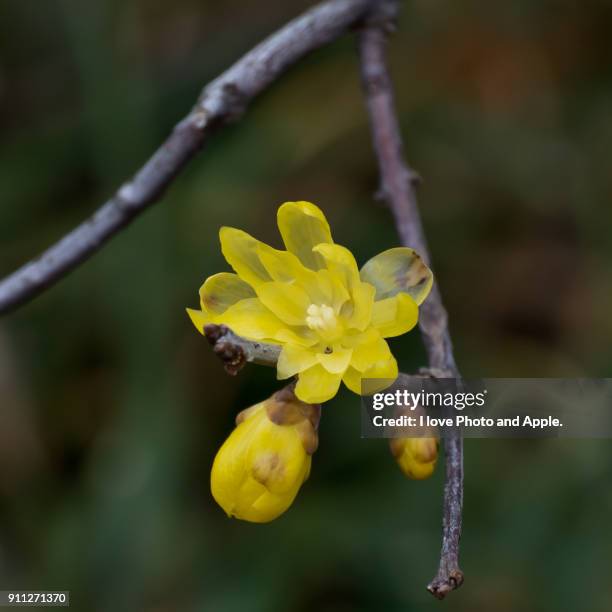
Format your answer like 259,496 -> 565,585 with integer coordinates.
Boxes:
1,1 -> 612,611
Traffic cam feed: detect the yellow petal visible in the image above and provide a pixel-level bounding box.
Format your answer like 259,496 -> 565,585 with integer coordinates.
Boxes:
312,243 -> 360,290
215,296 -> 316,347
217,298 -> 285,341
245,424 -> 310,495
210,405 -> 265,517
364,355 -> 398,380
199,272 -> 256,315
257,244 -> 347,311
360,247 -> 433,305
329,273 -> 352,311
341,281 -> 375,331
219,227 -> 271,288
256,243 -> 312,283
316,345 -> 353,374
256,282 -> 310,326
342,358 -> 398,395
340,327 -> 379,348
233,479 -> 277,522
186,307 -> 211,335
295,364 -> 342,403
277,344 -> 318,379
306,269 -> 349,312
349,335 -> 392,372
276,327 -> 319,347
342,366 -> 365,394
395,455 -> 436,480
277,201 -> 332,270
371,293 -> 418,338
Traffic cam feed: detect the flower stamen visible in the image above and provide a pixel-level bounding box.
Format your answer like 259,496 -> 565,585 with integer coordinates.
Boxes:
305,303 -> 338,334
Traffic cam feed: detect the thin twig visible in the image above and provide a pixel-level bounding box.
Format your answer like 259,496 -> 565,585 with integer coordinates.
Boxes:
204,324 -> 281,374
0,0 -> 373,315
357,0 -> 464,599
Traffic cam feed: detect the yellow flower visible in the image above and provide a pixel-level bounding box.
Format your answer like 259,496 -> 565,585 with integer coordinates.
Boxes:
389,436 -> 439,480
211,388 -> 319,523
188,201 -> 432,403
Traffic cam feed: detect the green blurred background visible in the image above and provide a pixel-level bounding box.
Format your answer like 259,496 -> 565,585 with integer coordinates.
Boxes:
1,1 -> 611,610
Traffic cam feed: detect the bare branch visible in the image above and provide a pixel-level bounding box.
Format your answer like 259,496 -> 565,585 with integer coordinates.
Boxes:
0,0 -> 374,315
204,324 -> 280,374
357,0 -> 464,599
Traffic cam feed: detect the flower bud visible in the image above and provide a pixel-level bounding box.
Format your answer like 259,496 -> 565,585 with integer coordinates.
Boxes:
211,387 -> 320,523
389,436 -> 439,480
